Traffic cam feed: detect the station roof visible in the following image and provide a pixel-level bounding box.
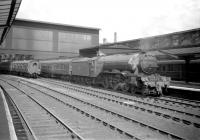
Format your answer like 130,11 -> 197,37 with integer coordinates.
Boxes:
0,0 -> 22,45
80,28 -> 200,59
97,28 -> 200,50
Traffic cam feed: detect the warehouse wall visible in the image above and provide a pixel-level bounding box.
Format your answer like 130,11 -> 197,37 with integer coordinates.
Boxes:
12,27 -> 53,51
0,19 -> 99,60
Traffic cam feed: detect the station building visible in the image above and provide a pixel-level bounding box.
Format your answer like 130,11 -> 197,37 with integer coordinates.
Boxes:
80,28 -> 200,58
80,28 -> 200,83
0,19 -> 99,60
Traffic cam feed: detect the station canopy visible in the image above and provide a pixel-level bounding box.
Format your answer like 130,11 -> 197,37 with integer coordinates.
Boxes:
0,0 -> 22,45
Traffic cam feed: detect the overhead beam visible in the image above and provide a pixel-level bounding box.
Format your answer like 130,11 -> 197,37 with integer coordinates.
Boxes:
0,24 -> 9,28
0,0 -> 16,44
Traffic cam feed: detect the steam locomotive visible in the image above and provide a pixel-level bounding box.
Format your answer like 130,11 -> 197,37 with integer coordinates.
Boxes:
0,60 -> 40,78
0,52 -> 170,95
40,52 -> 170,96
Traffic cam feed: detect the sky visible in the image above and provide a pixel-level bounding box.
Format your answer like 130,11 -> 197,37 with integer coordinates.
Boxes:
16,0 -> 200,43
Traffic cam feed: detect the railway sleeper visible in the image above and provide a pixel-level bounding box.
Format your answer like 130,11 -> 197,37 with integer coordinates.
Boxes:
13,79 -> 198,139
11,78 -> 200,129
39,78 -> 200,128
65,84 -> 200,128
17,82 -> 146,139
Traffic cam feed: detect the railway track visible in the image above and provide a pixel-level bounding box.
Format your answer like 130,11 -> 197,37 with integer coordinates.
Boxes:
0,80 -> 85,140
35,78 -> 200,128
0,77 -> 141,140
1,86 -> 32,140
159,95 -> 200,108
39,77 -> 200,109
1,75 -> 200,140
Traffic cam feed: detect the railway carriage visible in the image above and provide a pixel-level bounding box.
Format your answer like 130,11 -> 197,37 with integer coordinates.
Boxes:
0,61 -> 12,74
40,60 -> 57,77
0,60 -> 40,78
40,59 -> 72,80
10,60 -> 40,78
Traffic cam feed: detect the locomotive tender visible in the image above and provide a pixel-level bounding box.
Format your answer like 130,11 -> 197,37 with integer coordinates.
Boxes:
0,60 -> 40,78
40,52 -> 170,96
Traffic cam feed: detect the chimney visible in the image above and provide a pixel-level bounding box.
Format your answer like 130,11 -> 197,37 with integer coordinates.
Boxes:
114,32 -> 117,43
103,38 -> 107,44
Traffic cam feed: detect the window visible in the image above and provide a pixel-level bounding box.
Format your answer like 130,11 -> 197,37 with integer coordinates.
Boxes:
59,32 -> 91,42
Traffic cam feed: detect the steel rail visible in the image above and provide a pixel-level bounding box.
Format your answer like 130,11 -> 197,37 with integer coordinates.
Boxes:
19,78 -> 193,140
38,78 -> 200,119
41,77 -> 200,109
38,78 -> 200,128
0,82 -> 38,140
0,78 -> 85,140
159,95 -> 200,107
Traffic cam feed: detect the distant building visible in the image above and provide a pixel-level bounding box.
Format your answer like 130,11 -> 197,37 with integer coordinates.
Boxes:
0,19 -> 99,60
114,32 -> 117,43
80,28 -> 200,59
103,38 -> 107,44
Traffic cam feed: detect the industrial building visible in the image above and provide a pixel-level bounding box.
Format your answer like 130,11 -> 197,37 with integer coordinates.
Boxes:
0,19 -> 99,60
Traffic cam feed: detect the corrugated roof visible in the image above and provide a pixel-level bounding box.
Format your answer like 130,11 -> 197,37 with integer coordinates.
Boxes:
163,47 -> 200,56
15,18 -> 101,31
0,0 -> 22,45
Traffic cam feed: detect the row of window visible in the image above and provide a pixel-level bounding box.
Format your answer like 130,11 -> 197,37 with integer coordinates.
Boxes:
13,28 -> 92,43
12,63 -> 28,70
42,64 -> 68,71
59,32 -> 91,42
41,65 -> 51,72
54,64 -> 68,70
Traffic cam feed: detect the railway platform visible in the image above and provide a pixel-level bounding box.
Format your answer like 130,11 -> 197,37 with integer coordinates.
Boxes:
168,81 -> 200,100
0,88 -> 17,140
170,81 -> 200,91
